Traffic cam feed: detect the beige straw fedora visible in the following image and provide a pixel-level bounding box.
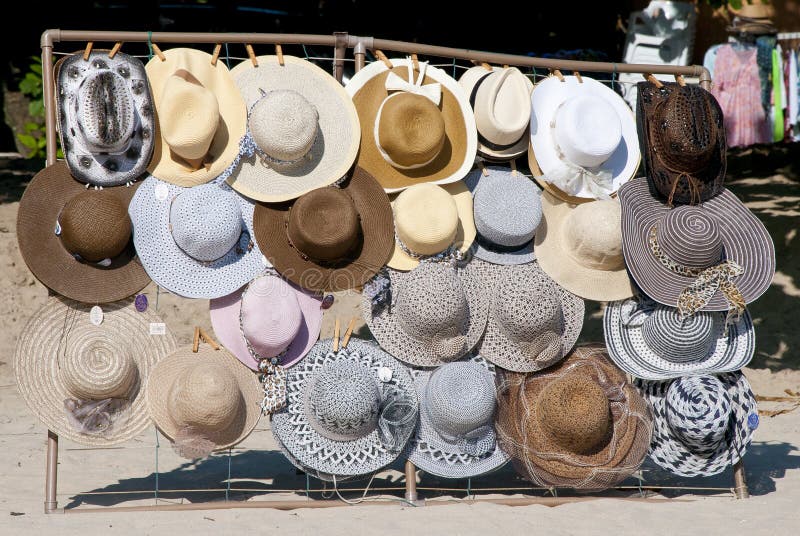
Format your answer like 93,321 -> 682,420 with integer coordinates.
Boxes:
145,48 -> 246,187
14,296 -> 177,446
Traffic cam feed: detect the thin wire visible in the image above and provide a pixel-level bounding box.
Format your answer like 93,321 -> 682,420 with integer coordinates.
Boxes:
330,474 -> 418,507
305,473 -> 310,499
154,426 -> 160,504
147,31 -> 153,60
226,448 -> 232,501
224,42 -> 231,69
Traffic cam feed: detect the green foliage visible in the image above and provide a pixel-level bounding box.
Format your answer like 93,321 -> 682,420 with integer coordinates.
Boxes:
704,0 -> 770,10
15,55 -> 60,160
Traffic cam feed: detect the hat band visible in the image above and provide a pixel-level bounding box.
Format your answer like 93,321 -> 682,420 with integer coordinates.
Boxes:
394,230 -> 463,265
420,387 -> 496,457
54,218 -> 115,267
547,116 -> 615,199
63,397 -> 131,438
468,72 -> 527,151
474,233 -> 533,254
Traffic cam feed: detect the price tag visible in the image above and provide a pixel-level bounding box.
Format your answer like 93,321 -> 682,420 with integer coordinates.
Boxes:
89,306 -> 103,326
149,322 -> 166,335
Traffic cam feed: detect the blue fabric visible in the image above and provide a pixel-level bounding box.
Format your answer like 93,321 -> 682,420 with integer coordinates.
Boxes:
756,36 -> 777,114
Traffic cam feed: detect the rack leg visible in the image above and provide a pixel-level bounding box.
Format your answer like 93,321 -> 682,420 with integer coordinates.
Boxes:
733,460 -> 749,499
45,430 -> 58,513
354,39 -> 365,73
333,31 -> 348,83
404,460 -> 418,503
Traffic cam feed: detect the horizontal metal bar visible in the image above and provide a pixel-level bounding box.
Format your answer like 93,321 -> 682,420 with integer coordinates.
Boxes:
42,29 -> 337,47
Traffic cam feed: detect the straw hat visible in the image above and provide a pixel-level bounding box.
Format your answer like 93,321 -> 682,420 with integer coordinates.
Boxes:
496,345 -> 653,490
458,66 -> 533,161
618,179 -> 775,314
17,162 -> 150,303
224,55 -> 361,202
534,191 -> 634,301
463,165 -> 541,265
636,372 -> 758,477
253,167 -> 394,292
604,297 -> 755,380
528,75 -> 640,204
345,57 -> 477,192
405,355 -> 509,479
129,176 -> 268,299
145,48 -> 246,187
55,50 -> 155,186
363,262 -> 489,367
388,181 -> 476,270
271,338 -> 418,480
146,345 -> 263,457
209,271 -> 323,371
14,296 -> 177,446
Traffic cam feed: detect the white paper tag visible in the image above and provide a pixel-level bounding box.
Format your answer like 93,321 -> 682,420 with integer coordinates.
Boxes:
96,258 -> 112,267
89,306 -> 103,326
149,322 -> 166,335
377,366 -> 393,383
154,182 -> 169,201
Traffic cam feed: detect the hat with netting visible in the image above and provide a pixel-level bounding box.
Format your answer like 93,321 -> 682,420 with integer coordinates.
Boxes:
405,355 -> 510,479
362,262 -> 489,367
496,345 -> 653,490
15,295 -> 177,447
636,372 -> 758,477
604,297 -> 755,380
55,50 -> 155,186
271,337 -> 419,480
463,165 -> 542,265
129,175 -> 269,299
467,261 -> 584,372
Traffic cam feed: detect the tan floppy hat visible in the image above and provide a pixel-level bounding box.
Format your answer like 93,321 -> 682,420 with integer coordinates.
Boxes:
145,48 -> 246,187
534,191 -> 635,302
388,181 -> 476,270
146,345 -> 262,458
345,57 -> 477,192
14,296 -> 177,446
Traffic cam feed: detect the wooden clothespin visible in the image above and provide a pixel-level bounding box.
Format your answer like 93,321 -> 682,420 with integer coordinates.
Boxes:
192,326 -> 201,353
472,59 -> 492,71
551,69 -> 565,82
510,159 -> 518,177
211,43 -> 222,66
573,71 -> 583,83
410,53 -> 420,72
83,42 -> 93,61
275,44 -> 285,66
675,74 -> 686,87
333,317 -> 341,352
245,44 -> 258,67
373,49 -> 393,69
198,328 -> 220,350
477,160 -> 489,177
644,73 -> 664,88
108,42 -> 123,59
341,317 -> 357,349
151,43 -> 166,62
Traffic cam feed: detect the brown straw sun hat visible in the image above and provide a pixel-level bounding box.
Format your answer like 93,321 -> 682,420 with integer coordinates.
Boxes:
14,296 -> 177,446
17,162 -> 150,303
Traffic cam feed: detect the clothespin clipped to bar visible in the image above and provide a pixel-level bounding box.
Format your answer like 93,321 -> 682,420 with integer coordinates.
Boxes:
472,59 -> 492,71
108,42 -> 123,59
573,71 -> 583,83
510,159 -> 518,177
477,160 -> 489,177
151,43 -> 166,62
83,42 -> 93,61
373,49 -> 393,69
198,328 -> 220,350
551,69 -> 565,82
245,44 -> 258,67
644,73 -> 664,88
410,53 -> 420,72
192,327 -> 201,353
341,317 -> 357,350
211,43 -> 222,66
675,74 -> 686,87
502,64 -> 509,69
333,317 -> 341,352
275,44 -> 285,66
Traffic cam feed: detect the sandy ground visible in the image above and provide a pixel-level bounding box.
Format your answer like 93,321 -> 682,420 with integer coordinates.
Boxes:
1,151 -> 799,534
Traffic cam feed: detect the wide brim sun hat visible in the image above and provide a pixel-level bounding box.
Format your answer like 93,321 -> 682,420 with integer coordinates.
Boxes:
224,55 -> 361,203
17,161 -> 151,304
345,57 -> 477,193
14,296 -> 177,446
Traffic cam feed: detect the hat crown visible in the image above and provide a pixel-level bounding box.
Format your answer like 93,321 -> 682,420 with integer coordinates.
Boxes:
563,200 -> 624,270
377,92 -> 445,169
287,187 -> 361,262
656,206 -> 724,269
395,183 -> 459,255
250,90 -> 319,164
473,174 -> 541,247
537,374 -> 612,454
240,275 -> 303,358
553,95 -> 622,168
60,190 -> 132,263
665,375 -> 731,452
169,184 -> 243,262
171,362 -> 242,432
61,325 -> 138,400
77,69 -> 136,153
474,67 -> 531,145
159,71 -> 220,161
641,306 -> 718,363
423,362 -> 496,437
308,360 -> 380,440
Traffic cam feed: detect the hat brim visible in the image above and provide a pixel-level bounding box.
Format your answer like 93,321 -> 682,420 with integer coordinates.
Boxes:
528,75 -> 640,203
253,167 -> 394,292
345,58 -> 477,193
17,162 -> 151,303
604,299 -> 755,380
534,191 -> 635,301
225,55 -> 361,203
14,296 -> 177,446
618,179 -> 775,310
209,275 -> 323,370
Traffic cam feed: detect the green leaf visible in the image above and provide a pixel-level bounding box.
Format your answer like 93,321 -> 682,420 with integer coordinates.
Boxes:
729,0 -> 742,8
17,133 -> 38,149
18,77 -> 38,95
56,148 -> 64,159
29,64 -> 42,75
37,137 -> 47,149
28,100 -> 44,117
24,122 -> 39,131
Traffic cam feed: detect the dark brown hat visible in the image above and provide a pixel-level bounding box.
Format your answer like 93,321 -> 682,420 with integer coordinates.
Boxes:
253,167 -> 394,292
17,162 -> 150,303
636,82 -> 726,206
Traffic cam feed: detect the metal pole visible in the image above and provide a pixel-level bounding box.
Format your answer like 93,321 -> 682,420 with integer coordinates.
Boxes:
353,38 -> 366,73
41,32 -> 57,165
45,431 -> 59,513
733,460 -> 750,499
333,32 -> 348,83
404,460 -> 418,503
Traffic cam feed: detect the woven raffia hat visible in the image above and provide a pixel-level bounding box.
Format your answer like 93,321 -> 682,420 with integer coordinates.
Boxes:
224,55 -> 360,202
271,337 -> 418,480
345,57 -> 477,192
145,48 -> 246,187
363,262 -> 490,367
210,271 -> 323,371
17,162 -> 150,303
14,296 -> 177,446
468,261 -> 584,372
463,165 -> 541,265
253,167 -> 394,292
405,355 -> 510,479
604,297 -> 755,380
618,179 -> 775,315
146,345 -> 263,457
129,175 -> 268,299
458,66 -> 533,161
528,75 -> 640,204
636,81 -> 726,205
388,181 -> 476,270
636,372 -> 758,477
534,191 -> 634,301
55,50 -> 155,186
496,346 -> 653,490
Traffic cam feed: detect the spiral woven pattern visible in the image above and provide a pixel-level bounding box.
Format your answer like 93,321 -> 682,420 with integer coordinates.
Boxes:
656,206 -> 724,269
